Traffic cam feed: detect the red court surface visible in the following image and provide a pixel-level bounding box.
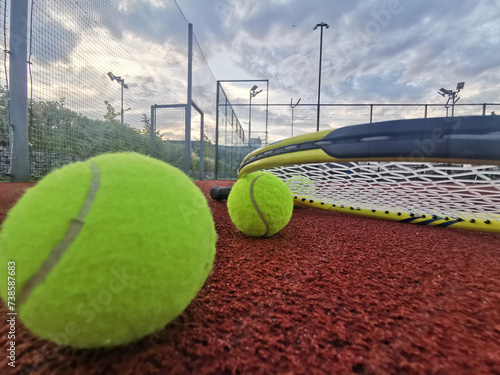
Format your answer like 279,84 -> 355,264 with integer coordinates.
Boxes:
1,180 -> 500,374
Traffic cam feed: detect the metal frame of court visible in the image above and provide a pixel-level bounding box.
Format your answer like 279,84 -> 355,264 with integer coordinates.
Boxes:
150,102 -> 205,180
215,79 -> 269,180
5,0 -> 500,182
227,102 -> 500,123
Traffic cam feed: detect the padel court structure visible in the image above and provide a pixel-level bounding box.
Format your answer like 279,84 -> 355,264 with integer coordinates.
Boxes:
1,0 -> 500,373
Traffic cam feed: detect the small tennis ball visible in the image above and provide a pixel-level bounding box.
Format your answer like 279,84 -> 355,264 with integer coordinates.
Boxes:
0,152 -> 216,348
285,175 -> 316,197
227,172 -> 293,237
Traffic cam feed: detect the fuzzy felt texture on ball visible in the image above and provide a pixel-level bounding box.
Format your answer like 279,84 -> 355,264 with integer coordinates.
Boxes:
227,172 -> 293,237
0,152 -> 217,348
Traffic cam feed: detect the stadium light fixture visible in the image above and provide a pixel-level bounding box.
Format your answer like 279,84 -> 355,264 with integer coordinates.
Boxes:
438,88 -> 451,96
437,82 -> 464,117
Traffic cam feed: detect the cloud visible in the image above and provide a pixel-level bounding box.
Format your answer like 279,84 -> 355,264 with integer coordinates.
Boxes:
31,6 -> 79,64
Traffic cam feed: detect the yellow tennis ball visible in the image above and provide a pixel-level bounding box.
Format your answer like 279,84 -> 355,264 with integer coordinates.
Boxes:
0,152 -> 216,348
227,172 -> 293,237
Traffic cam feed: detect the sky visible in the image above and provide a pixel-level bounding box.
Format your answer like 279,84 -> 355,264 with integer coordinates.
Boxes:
178,0 -> 500,105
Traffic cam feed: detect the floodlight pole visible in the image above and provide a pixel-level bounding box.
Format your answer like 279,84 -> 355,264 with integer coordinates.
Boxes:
108,72 -> 128,124
121,83 -> 124,124
451,91 -> 456,117
290,98 -> 301,137
451,90 -> 461,117
314,22 -> 329,132
249,91 -> 252,145
117,77 -> 129,124
249,85 -> 262,146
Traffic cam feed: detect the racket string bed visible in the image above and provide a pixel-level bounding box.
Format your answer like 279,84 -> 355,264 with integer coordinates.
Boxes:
267,162 -> 500,223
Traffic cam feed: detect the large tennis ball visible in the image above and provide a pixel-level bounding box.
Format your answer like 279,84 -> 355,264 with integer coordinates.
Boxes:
227,172 -> 293,237
0,152 -> 216,348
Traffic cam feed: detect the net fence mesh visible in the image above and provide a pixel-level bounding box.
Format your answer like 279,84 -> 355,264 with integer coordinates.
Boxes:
0,0 -> 221,179
267,162 -> 500,223
2,1 -> 500,180
216,83 -> 257,180
191,34 -> 217,178
26,0 -> 192,177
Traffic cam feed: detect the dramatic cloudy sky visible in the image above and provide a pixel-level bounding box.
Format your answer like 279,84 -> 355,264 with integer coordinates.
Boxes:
178,0 -> 500,105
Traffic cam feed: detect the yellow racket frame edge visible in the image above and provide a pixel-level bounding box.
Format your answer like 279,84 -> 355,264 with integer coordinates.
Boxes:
294,196 -> 500,233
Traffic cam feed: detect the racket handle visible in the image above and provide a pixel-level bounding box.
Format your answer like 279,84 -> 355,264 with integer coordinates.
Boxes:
210,185 -> 232,201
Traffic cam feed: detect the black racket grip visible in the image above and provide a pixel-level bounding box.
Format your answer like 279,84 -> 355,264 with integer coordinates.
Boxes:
210,185 -> 232,201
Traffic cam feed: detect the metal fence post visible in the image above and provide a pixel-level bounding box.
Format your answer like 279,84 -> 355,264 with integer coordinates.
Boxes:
215,81 -> 220,180
150,105 -> 156,157
191,101 -> 204,180
185,23 -> 193,174
200,110 -> 204,180
265,79 -> 269,145
9,0 -> 29,182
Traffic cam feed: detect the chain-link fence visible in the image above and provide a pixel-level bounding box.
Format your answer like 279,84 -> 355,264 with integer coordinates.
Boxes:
2,1 -> 499,181
1,0 -> 219,180
216,84 -> 251,180
190,34 -> 217,179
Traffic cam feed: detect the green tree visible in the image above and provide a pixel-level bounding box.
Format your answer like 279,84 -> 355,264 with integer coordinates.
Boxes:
104,100 -> 120,122
0,87 -> 200,177
139,114 -> 160,137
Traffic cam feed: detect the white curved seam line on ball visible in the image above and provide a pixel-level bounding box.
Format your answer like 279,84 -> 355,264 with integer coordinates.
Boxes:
17,163 -> 101,307
249,174 -> 269,237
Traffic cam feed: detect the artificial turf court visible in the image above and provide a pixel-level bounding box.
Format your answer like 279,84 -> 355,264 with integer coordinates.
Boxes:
0,180 -> 499,374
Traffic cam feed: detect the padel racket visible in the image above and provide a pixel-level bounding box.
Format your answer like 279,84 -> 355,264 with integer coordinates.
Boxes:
230,116 -> 500,233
